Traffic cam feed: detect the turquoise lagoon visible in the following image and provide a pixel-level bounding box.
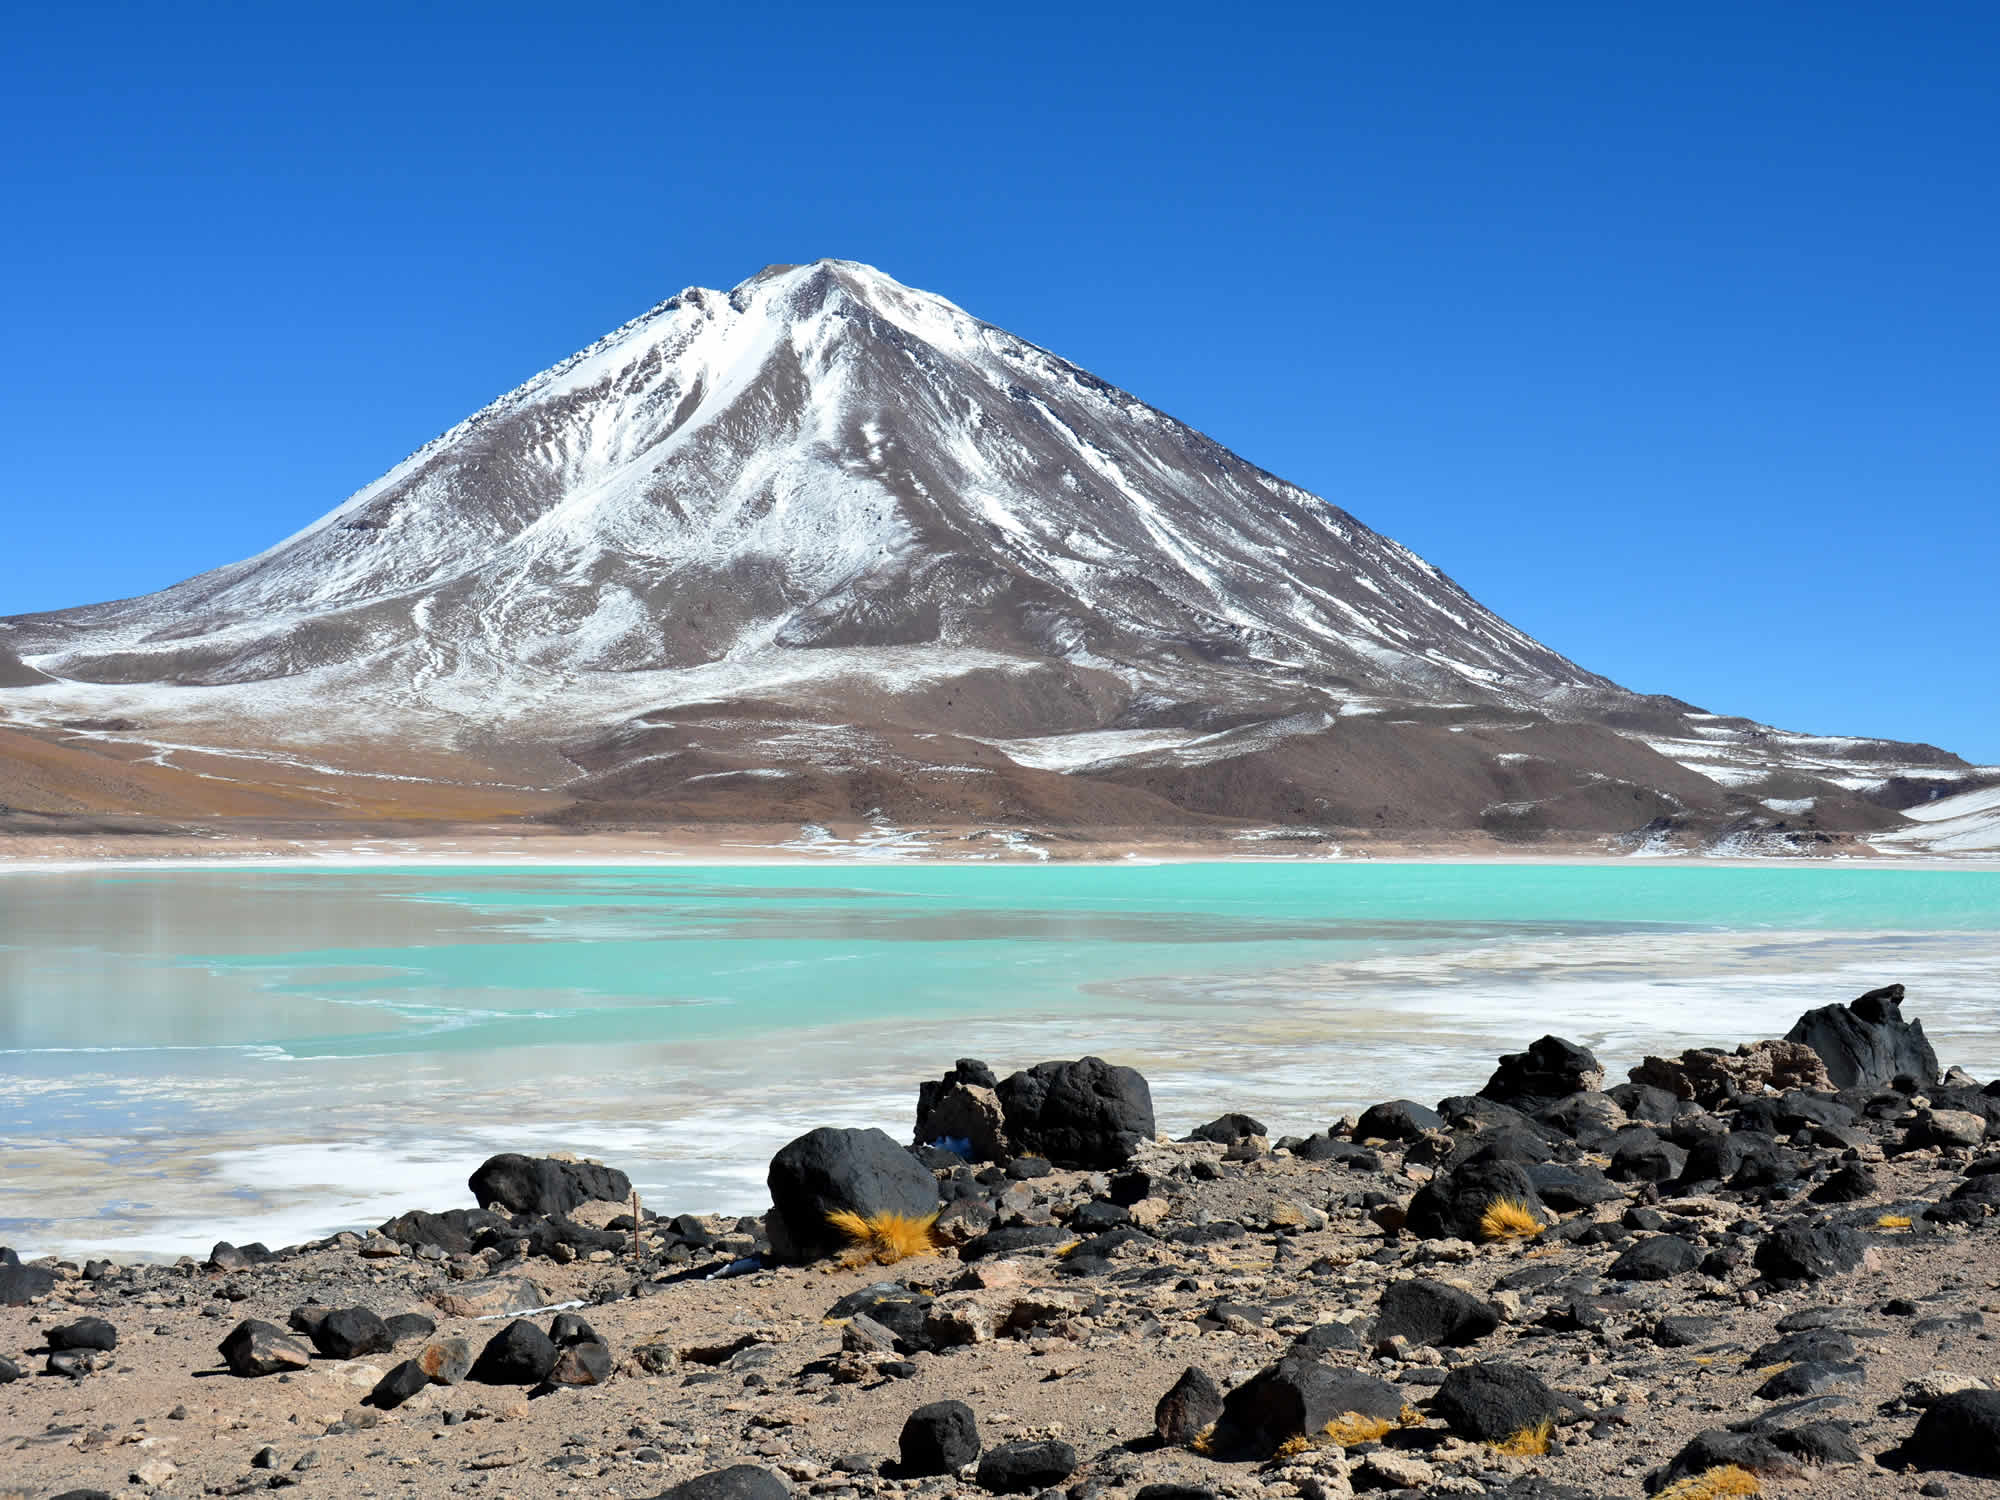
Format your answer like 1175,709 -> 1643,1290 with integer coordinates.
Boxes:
2,862 -> 1997,1256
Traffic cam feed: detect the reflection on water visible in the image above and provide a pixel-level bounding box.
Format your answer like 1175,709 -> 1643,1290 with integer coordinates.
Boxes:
1,864 -> 1997,1256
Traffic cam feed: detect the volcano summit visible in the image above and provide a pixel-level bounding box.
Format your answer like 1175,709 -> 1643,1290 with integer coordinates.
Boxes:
1,261 -> 1990,852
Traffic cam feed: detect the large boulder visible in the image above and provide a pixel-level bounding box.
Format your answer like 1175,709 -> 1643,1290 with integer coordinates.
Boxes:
1405,1157 -> 1549,1242
1900,1389 -> 2000,1476
1353,1100 -> 1444,1143
1155,1366 -> 1226,1446
378,1208 -> 503,1255
1753,1221 -> 1868,1285
1480,1036 -> 1604,1105
899,1400 -> 981,1475
468,1319 -> 558,1385
310,1307 -> 394,1360
652,1467 -> 792,1500
467,1153 -> 632,1217
995,1057 -> 1154,1168
1784,983 -> 1939,1091
218,1319 -> 311,1377
48,1318 -> 118,1352
766,1127 -> 940,1263
0,1261 -> 57,1306
976,1440 -> 1077,1494
1210,1351 -> 1404,1457
1372,1279 -> 1499,1347
1607,1235 -> 1703,1282
1432,1361 -> 1579,1442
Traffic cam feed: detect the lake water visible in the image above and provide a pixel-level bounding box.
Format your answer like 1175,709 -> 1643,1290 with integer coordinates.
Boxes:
4,862 -> 1998,1258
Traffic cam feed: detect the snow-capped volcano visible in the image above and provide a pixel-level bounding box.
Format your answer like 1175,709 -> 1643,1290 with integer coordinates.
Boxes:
10,261 -> 1596,700
1,260 -> 1989,848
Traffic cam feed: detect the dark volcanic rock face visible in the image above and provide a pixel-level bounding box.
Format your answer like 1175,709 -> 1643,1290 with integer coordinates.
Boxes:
1785,984 -> 1941,1091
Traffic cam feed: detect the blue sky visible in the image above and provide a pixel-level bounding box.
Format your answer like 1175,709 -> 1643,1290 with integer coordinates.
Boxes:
3,3 -> 1995,759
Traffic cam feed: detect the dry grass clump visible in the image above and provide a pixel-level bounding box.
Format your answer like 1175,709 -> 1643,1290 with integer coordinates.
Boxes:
826,1209 -> 941,1265
1490,1419 -> 1554,1456
1268,1407 -> 1421,1459
1656,1465 -> 1761,1499
1877,1213 -> 1914,1230
1479,1196 -> 1544,1243
1324,1411 -> 1402,1445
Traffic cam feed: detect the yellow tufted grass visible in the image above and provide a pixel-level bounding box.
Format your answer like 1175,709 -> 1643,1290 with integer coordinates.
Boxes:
1479,1196 -> 1545,1243
826,1208 -> 941,1265
1656,1465 -> 1761,1499
1321,1412 -> 1398,1446
1490,1419 -> 1554,1456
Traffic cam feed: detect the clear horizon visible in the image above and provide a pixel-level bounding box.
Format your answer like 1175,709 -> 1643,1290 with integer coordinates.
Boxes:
2,4 -> 1994,760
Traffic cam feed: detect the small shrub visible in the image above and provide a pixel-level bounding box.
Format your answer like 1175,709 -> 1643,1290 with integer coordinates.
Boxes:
825,1209 -> 940,1265
1479,1196 -> 1544,1243
1320,1412 -> 1396,1446
1656,1465 -> 1760,1499
1491,1419 -> 1553,1456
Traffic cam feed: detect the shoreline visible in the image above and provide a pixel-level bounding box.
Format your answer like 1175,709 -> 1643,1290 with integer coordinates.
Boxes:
4,830 -> 2000,875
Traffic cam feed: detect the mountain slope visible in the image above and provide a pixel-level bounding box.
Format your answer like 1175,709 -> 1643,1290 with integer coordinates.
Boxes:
1,261 -> 1986,850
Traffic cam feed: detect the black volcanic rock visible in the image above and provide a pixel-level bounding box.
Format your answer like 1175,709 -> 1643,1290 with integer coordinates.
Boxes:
1785,984 -> 1940,1091
1211,1351 -> 1403,1457
765,1126 -> 940,1262
976,1440 -> 1077,1493
468,1153 -> 631,1217
1353,1099 -> 1444,1142
1155,1366 -> 1225,1446
1372,1278 -> 1499,1347
995,1057 -> 1154,1168
1754,1221 -> 1869,1285
469,1319 -> 558,1385
1405,1158 -> 1547,1242
311,1307 -> 394,1360
1480,1036 -> 1604,1105
1899,1390 -> 2000,1475
1432,1362 -> 1579,1442
655,1467 -> 792,1500
899,1400 -> 981,1475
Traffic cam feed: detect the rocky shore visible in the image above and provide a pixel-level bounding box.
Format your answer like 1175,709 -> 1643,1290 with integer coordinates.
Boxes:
6,984 -> 2000,1499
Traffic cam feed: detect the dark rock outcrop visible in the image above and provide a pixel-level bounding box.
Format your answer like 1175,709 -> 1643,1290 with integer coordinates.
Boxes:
1155,1366 -> 1225,1446
975,1440 -> 1078,1493
1432,1361 -> 1578,1442
766,1126 -> 940,1262
1405,1158 -> 1547,1242
1372,1278 -> 1499,1348
1480,1036 -> 1604,1105
1210,1351 -> 1403,1457
1898,1389 -> 2000,1476
653,1466 -> 792,1500
218,1319 -> 311,1377
310,1307 -> 394,1361
1785,984 -> 1939,1091
899,1400 -> 981,1475
1754,1222 -> 1869,1285
468,1319 -> 559,1385
467,1153 -> 632,1217
996,1057 -> 1155,1168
